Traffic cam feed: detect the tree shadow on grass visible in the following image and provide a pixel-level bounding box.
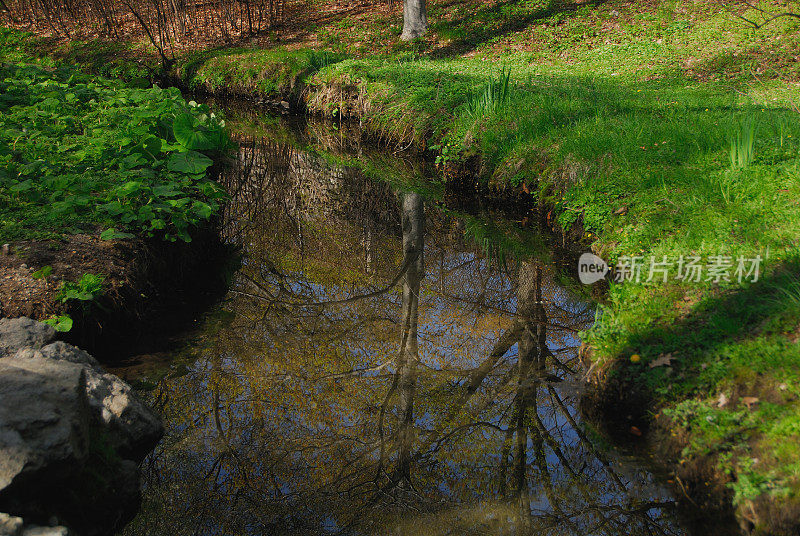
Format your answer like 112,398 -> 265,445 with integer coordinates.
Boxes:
686,41 -> 800,84
604,258 -> 800,414
431,0 -> 607,58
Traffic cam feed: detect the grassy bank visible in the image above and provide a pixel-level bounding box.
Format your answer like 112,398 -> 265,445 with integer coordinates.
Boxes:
4,0 -> 800,532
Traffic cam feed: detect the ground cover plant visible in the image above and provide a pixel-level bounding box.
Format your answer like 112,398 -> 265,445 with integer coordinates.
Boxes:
0,62 -> 229,242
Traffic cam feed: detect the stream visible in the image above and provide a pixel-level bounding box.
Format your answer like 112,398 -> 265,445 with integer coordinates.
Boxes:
111,103 -> 703,536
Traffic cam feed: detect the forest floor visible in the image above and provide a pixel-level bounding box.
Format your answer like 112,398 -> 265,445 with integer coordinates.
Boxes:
3,0 -> 800,532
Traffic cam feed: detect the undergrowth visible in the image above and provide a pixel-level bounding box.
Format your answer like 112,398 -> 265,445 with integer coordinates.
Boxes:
0,63 -> 229,242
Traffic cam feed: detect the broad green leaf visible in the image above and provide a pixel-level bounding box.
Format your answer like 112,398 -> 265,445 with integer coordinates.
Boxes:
192,200 -> 213,219
100,228 -> 135,240
32,265 -> 53,279
153,184 -> 181,197
137,135 -> 163,159
43,315 -> 73,333
10,179 -> 33,192
167,151 -> 213,174
116,180 -> 145,196
173,112 -> 224,151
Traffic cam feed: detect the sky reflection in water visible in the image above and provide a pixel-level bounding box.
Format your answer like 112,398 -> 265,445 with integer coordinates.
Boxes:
117,110 -> 690,536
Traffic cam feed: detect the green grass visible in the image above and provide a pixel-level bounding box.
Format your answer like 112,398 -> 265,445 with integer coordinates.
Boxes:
301,0 -> 800,87
175,47 -> 347,98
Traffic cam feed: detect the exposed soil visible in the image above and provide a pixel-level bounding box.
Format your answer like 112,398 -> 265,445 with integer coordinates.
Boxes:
0,226 -> 232,361
1,233 -> 129,320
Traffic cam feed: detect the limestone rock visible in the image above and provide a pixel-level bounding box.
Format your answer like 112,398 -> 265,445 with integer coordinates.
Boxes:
0,318 -> 55,358
0,513 -> 24,535
15,343 -> 162,459
0,355 -> 90,492
37,342 -> 100,371
0,317 -> 163,535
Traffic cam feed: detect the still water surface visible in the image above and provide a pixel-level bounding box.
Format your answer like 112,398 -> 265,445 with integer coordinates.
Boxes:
114,106 -> 695,536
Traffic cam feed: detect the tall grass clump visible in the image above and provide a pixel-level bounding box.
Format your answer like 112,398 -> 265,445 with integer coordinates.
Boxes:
768,270 -> 800,310
729,115 -> 758,169
307,50 -> 341,73
465,67 -> 513,120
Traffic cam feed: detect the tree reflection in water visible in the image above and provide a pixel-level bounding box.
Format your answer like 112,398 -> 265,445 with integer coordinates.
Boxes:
119,126 -> 689,536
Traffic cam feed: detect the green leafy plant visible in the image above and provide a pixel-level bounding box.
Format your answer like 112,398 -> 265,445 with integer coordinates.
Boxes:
43,314 -> 74,332
100,228 -> 135,240
0,64 -> 230,243
56,273 -> 105,303
430,140 -> 462,169
32,265 -> 53,279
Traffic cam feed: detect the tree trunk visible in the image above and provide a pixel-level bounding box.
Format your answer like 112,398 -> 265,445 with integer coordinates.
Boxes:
400,0 -> 427,41
396,191 -> 424,484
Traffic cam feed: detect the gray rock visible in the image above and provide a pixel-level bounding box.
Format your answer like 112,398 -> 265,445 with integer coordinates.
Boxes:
0,319 -> 55,358
0,355 -> 90,492
0,513 -> 24,535
38,342 -> 101,371
15,342 -> 162,458
83,366 -> 162,459
0,513 -> 71,536
0,317 -> 162,535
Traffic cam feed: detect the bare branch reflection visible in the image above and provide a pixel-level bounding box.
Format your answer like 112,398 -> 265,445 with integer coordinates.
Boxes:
120,116 -> 688,536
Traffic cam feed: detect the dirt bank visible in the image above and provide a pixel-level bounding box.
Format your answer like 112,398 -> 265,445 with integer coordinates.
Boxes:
0,225 -> 232,361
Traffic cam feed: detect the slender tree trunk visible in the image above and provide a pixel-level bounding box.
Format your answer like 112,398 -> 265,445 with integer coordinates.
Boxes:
400,0 -> 427,40
396,191 -> 424,484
